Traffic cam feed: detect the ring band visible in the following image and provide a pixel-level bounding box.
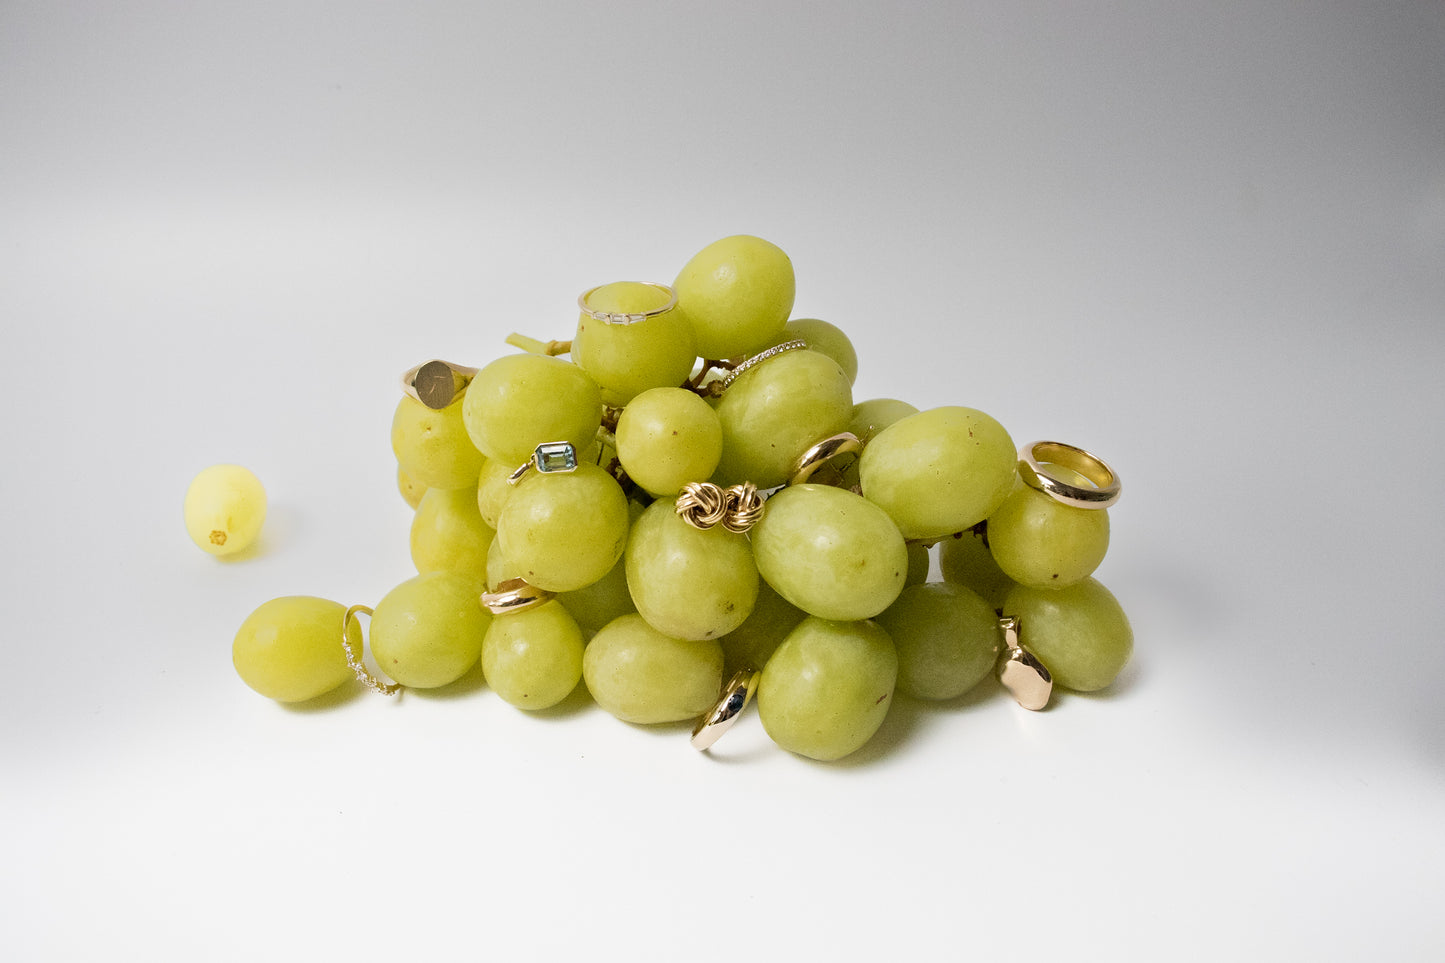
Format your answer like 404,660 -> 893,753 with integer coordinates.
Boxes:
577,282 -> 678,325
480,577 -> 556,615
1017,440 -> 1121,510
341,605 -> 402,696
691,669 -> 759,751
401,360 -> 479,410
718,339 -> 808,392
789,432 -> 862,486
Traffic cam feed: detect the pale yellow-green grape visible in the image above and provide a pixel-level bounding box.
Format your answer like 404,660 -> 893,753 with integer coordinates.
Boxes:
484,535 -> 518,591
481,600 -> 584,710
770,318 -> 858,385
987,482 -> 1110,589
397,464 -> 426,510
905,542 -> 931,587
757,617 -> 897,761
475,455 -> 517,529
614,387 -> 723,497
848,398 -> 919,445
582,614 -> 724,724
572,282 -> 698,406
714,349 -> 853,489
859,406 -> 1016,539
184,464 -> 266,556
461,353 -> 602,466
719,579 -> 805,675
751,484 -> 908,621
391,395 -> 485,493
558,549 -> 636,639
938,528 -> 1015,611
370,572 -> 489,688
496,461 -> 629,592
233,596 -> 358,702
673,235 -> 795,359
410,486 -> 495,583
625,500 -> 759,640
1004,577 -> 1133,691
875,582 -> 1000,700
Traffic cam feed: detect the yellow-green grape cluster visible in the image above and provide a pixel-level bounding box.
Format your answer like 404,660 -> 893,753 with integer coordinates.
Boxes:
227,233 -> 1132,765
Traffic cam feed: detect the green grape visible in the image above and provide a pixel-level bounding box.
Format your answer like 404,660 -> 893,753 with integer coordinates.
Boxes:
938,528 -> 1015,611
484,534 -> 519,591
481,600 -> 584,710
233,596 -> 358,702
751,484 -> 908,621
1004,577 -> 1132,691
987,482 -> 1109,589
904,542 -> 931,587
370,571 -> 489,688
573,282 -> 698,406
848,398 -> 918,445
184,464 -> 266,556
390,395 -> 485,492
624,500 -> 759,640
496,461 -> 629,592
714,349 -> 853,488
461,353 -> 602,466
757,617 -> 897,761
876,582 -> 1000,700
770,318 -> 858,385
410,486 -> 495,583
614,387 -> 723,497
397,464 -> 426,510
558,548 -> 636,639
475,456 -> 517,529
859,406 -> 1016,539
582,614 -> 724,724
719,578 -> 805,675
673,235 -> 795,359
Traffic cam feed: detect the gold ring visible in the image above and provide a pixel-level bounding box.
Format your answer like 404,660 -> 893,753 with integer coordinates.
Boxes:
691,669 -> 759,751
718,339 -> 808,392
480,577 -> 556,615
341,605 -> 402,696
995,615 -> 1051,711
577,282 -> 678,324
789,432 -> 862,486
400,360 -> 479,410
507,441 -> 580,486
1017,440 -> 1121,510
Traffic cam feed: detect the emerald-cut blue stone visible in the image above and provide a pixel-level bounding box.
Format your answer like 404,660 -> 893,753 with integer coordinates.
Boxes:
535,441 -> 578,473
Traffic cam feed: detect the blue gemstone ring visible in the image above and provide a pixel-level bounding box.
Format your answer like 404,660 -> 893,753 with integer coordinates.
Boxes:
506,441 -> 580,486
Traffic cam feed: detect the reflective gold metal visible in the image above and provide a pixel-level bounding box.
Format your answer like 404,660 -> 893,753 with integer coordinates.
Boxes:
691,669 -> 760,751
1017,440 -> 1121,510
480,577 -> 556,615
718,339 -> 808,392
577,282 -> 678,324
789,431 -> 862,486
996,615 -> 1051,710
401,360 -> 479,410
341,605 -> 402,696
675,481 -> 765,533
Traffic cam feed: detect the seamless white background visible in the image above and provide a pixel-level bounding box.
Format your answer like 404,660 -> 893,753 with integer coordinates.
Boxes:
3,2 -> 1443,960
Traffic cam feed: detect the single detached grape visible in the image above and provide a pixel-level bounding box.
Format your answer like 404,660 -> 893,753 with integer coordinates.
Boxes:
370,571 -> 490,688
461,353 -> 602,466
583,614 -> 724,724
876,582 -> 1000,700
391,395 -> 485,491
496,460 -> 630,592
233,596 -> 358,702
481,600 -> 585,710
625,499 -> 760,640
185,464 -> 267,556
757,617 -> 898,761
573,281 -> 698,406
411,486 -> 495,584
986,473 -> 1110,589
1004,577 -> 1133,691
673,235 -> 795,359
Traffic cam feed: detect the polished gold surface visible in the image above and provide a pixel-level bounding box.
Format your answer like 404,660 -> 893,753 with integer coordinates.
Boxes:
996,615 -> 1052,710
675,481 -> 766,533
480,577 -> 556,615
341,604 -> 402,696
577,282 -> 678,324
691,669 -> 760,751
789,431 -> 862,486
400,359 -> 479,410
1017,440 -> 1121,510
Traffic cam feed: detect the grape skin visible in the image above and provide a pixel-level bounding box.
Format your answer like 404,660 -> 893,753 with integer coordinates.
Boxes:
232,596 -> 358,702
624,499 -> 759,641
461,353 -> 602,466
481,600 -> 584,710
370,572 -> 490,689
496,461 -> 630,593
876,582 -> 1000,700
987,483 -> 1110,589
582,614 -> 724,724
573,282 -> 698,407
673,235 -> 795,359
410,486 -> 495,584
184,464 -> 266,556
614,387 -> 723,498
1004,577 -> 1133,691
390,395 -> 485,492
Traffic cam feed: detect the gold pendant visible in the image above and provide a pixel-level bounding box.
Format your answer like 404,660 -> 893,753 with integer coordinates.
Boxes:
997,615 -> 1052,711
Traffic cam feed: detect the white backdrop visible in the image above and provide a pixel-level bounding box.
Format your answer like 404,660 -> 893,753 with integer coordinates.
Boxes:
3,2 -> 1442,959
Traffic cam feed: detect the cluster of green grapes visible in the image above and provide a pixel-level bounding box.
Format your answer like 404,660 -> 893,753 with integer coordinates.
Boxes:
232,235 -> 1132,761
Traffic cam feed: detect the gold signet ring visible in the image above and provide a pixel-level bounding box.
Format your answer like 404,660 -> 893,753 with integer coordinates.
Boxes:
789,432 -> 862,486
691,669 -> 759,751
401,360 -> 479,410
480,577 -> 556,615
1018,440 -> 1121,510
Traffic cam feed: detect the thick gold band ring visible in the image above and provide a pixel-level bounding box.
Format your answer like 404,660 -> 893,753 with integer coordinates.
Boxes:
789,431 -> 862,486
480,577 -> 556,615
577,282 -> 678,325
691,669 -> 760,751
1018,440 -> 1121,510
400,360 -> 479,410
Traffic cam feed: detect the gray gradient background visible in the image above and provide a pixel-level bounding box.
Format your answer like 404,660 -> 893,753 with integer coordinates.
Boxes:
3,2 -> 1442,959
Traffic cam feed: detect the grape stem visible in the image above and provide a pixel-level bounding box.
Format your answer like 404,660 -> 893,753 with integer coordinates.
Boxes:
506,333 -> 572,356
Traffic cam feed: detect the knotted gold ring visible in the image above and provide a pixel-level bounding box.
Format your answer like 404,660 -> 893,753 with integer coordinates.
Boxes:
675,481 -> 765,533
